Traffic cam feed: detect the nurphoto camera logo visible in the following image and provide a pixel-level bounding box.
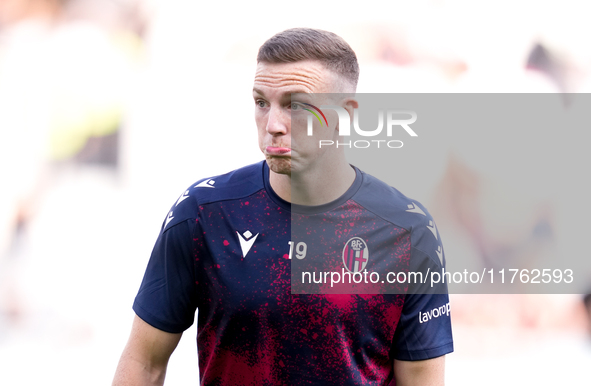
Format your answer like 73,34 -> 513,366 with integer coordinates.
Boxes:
298,101 -> 418,149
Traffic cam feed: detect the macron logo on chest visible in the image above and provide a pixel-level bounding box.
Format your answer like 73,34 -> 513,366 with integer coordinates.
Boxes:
236,230 -> 259,258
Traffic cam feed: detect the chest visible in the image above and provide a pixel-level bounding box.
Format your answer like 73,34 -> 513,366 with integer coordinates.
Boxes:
194,199 -> 409,308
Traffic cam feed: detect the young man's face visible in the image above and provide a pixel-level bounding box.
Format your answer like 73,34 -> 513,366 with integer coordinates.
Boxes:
253,60 -> 342,176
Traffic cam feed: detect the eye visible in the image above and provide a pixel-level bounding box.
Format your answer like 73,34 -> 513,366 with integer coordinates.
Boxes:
290,102 -> 302,111
255,99 -> 267,108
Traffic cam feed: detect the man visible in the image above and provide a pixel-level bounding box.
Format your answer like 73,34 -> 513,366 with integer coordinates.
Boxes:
113,28 -> 453,385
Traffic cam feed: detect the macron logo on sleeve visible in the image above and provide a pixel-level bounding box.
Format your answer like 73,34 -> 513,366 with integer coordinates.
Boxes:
427,220 -> 438,240
195,179 -> 216,188
406,202 -> 426,216
164,211 -> 174,228
176,190 -> 190,206
435,245 -> 443,265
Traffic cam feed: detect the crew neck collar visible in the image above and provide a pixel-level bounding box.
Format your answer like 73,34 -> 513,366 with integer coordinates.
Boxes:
262,161 -> 363,215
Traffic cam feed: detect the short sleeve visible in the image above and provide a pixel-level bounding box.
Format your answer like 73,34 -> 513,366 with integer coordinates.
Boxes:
391,291 -> 453,360
391,229 -> 454,360
133,218 -> 198,333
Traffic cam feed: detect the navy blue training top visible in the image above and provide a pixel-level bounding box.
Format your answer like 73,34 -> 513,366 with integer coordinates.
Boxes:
133,161 -> 453,385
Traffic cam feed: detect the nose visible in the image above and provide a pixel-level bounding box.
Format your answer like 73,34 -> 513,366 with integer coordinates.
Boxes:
266,105 -> 289,136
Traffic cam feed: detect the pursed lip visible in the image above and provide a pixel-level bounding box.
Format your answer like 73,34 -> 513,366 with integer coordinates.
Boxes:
266,146 -> 291,156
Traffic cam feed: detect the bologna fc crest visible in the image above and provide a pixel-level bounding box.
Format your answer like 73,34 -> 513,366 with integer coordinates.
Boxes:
342,237 -> 369,273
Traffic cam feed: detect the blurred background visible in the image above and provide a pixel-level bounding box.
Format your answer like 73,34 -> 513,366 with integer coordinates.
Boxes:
0,0 -> 590,384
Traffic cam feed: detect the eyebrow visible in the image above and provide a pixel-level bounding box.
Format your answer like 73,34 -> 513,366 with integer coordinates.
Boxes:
252,88 -> 312,101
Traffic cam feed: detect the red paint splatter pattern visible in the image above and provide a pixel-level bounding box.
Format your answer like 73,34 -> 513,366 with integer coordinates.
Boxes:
193,191 -> 410,385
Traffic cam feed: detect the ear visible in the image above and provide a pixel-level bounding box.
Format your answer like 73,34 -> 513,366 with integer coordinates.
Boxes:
343,97 -> 359,125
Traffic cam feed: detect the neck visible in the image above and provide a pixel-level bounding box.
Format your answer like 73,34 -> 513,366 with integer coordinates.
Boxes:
269,157 -> 356,206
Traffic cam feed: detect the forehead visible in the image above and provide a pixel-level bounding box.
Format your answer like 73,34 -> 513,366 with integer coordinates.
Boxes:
253,60 -> 337,95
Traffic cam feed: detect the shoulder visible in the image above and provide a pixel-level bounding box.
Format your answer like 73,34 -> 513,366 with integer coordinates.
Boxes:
353,169 -> 434,232
188,161 -> 265,205
353,168 -> 444,266
161,161 -> 266,232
